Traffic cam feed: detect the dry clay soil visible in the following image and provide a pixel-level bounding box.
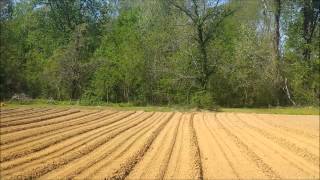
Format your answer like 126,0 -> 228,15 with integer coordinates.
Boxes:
0,108 -> 319,179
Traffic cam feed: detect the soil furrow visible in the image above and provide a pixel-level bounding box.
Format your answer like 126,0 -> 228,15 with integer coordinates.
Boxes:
103,112 -> 175,180
0,111 -> 135,162
194,113 -> 238,179
215,113 -> 281,179
189,113 -> 203,180
163,113 -> 186,179
203,113 -> 267,179
0,108 -> 39,118
41,112 -> 164,179
253,114 -> 319,139
1,108 -> 52,119
0,108 -> 68,123
0,111 -> 117,150
201,113 -> 240,178
0,108 -> 318,180
4,112 -> 157,179
234,113 -> 319,166
1,112 -> 153,176
222,113 -> 317,178
161,113 -> 203,180
0,111 -> 121,152
0,108 -> 34,116
0,111 -> 120,146
0,110 -> 102,135
260,114 -> 319,133
0,108 -> 17,113
0,109 -> 79,127
239,113 -> 319,151
127,112 -> 182,179
157,113 -> 181,180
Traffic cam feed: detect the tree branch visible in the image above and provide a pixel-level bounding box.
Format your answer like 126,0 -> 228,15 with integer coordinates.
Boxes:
203,8 -> 237,44
168,0 -> 196,22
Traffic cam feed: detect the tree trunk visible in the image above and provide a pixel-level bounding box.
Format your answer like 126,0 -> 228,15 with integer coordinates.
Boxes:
284,78 -> 296,106
302,0 -> 319,62
71,80 -> 77,99
107,89 -> 109,103
303,0 -> 311,61
274,0 -> 281,60
197,24 -> 209,90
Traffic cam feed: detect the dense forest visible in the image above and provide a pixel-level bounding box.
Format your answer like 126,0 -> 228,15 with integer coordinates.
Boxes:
0,0 -> 319,108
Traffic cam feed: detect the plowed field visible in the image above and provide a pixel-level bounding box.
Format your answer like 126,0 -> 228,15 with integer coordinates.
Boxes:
0,108 -> 319,179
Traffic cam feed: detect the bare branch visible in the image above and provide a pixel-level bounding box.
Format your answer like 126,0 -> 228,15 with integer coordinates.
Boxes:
192,0 -> 200,18
168,0 -> 195,22
203,8 -> 237,44
202,0 -> 220,23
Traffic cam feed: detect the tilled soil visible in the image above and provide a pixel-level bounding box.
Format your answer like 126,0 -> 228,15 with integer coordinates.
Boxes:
0,108 -> 319,180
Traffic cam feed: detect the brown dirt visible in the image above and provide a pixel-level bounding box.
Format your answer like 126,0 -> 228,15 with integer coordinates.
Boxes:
0,108 -> 319,179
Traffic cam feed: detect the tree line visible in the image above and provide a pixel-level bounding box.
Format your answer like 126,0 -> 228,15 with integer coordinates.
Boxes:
0,0 -> 319,108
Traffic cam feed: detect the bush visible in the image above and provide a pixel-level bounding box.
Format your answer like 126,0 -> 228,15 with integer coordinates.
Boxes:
191,91 -> 219,110
10,93 -> 33,104
132,99 -> 147,106
80,90 -> 104,106
47,97 -> 58,105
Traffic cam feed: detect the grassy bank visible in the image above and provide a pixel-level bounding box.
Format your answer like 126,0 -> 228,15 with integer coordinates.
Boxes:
1,100 -> 319,115
222,107 -> 319,115
1,99 -> 193,112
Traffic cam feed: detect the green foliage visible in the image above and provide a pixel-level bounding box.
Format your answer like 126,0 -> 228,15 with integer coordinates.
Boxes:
80,90 -> 104,106
191,91 -> 218,110
91,9 -> 144,103
282,56 -> 319,105
1,0 -> 319,108
9,93 -> 33,104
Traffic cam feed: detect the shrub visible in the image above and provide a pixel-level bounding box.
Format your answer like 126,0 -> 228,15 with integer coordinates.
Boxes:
47,97 -> 58,105
191,91 -> 219,110
80,90 -> 104,106
10,93 -> 33,104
